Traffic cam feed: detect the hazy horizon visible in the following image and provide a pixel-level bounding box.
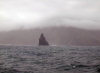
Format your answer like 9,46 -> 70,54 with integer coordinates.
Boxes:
0,0 -> 100,31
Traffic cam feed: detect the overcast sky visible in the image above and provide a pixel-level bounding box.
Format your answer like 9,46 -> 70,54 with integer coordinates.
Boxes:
0,0 -> 100,31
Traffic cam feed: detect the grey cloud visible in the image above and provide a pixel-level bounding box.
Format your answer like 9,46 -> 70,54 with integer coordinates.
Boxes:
0,0 -> 100,31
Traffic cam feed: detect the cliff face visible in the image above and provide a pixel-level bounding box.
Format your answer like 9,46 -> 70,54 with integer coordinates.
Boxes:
0,27 -> 100,46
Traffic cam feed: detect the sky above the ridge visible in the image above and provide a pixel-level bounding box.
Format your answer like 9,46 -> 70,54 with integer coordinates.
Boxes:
0,0 -> 100,31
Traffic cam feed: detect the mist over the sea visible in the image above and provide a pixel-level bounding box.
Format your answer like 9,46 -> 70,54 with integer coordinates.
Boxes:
0,0 -> 100,31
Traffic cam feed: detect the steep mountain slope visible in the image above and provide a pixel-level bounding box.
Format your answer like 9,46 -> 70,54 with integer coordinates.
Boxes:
0,27 -> 100,46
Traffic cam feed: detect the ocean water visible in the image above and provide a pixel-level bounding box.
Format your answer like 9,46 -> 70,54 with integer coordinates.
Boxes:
0,45 -> 100,73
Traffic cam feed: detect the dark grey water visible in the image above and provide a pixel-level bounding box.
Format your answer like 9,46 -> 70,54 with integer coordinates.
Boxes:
0,45 -> 100,73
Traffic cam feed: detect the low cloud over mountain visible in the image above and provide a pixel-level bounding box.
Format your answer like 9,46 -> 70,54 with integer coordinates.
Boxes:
0,27 -> 100,46
0,0 -> 100,31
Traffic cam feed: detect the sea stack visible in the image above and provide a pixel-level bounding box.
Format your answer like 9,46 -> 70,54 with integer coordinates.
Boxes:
39,33 -> 49,46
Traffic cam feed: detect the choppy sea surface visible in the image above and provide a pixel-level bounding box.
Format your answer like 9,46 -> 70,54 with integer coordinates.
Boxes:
0,45 -> 100,73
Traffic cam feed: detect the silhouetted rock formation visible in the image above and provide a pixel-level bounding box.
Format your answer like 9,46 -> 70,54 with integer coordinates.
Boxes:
39,33 -> 49,46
